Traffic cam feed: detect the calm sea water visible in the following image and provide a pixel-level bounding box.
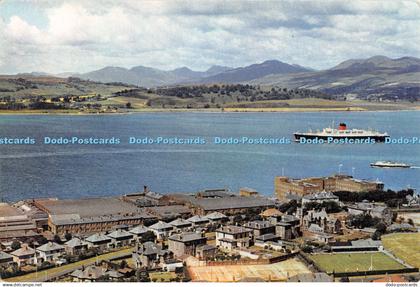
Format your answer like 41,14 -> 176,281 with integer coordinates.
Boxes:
0,111 -> 419,202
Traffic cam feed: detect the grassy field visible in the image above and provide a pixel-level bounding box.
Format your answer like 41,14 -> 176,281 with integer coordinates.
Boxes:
309,252 -> 406,273
382,233 -> 420,268
187,258 -> 310,282
98,96 -> 148,108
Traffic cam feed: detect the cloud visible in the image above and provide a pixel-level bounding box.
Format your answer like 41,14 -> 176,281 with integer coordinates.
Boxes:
0,0 -> 419,74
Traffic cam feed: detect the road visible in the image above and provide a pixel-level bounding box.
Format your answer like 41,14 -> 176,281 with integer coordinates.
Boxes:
5,247 -> 133,282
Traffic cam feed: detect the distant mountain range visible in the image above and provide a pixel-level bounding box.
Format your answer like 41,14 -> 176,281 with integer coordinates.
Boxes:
72,64 -> 232,87
71,59 -> 310,88
250,56 -> 420,101
13,55 -> 420,100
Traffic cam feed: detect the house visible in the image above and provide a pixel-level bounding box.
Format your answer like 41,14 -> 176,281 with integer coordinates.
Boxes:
302,191 -> 339,205
107,230 -> 134,247
260,208 -> 283,220
196,244 -> 217,260
128,225 -> 149,241
132,241 -> 172,269
65,237 -> 89,255
168,232 -> 207,258
107,270 -> 124,281
255,233 -> 280,245
276,214 -> 301,238
169,218 -> 192,231
244,220 -> 275,238
275,222 -> 293,240
187,215 -> 209,227
148,221 -> 174,240
260,239 -> 297,251
162,259 -> 184,272
347,202 -> 393,225
303,209 -> 342,234
36,242 -> 65,262
0,251 -> 13,267
205,212 -> 228,224
85,233 -> 112,251
306,224 -> 334,243
10,245 -> 36,266
216,225 -> 252,250
405,194 -> 420,207
70,265 -> 122,282
281,214 -> 301,226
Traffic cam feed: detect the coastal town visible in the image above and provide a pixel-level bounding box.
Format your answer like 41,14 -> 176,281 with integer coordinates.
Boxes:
0,174 -> 419,283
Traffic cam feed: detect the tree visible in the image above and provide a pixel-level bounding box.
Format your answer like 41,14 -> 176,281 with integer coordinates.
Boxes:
375,222 -> 387,234
136,270 -> 150,282
37,236 -> 49,245
371,230 -> 382,240
141,231 -> 156,243
348,214 -> 381,229
53,234 -> 62,244
126,102 -> 132,109
64,232 -> 72,241
301,245 -> 313,253
233,215 -> 243,224
279,200 -> 298,213
11,240 -> 21,250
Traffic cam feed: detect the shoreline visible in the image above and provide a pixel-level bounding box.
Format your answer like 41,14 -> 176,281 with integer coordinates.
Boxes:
0,107 -> 419,116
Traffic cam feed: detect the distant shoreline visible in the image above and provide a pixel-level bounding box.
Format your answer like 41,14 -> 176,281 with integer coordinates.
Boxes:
0,107 -> 419,115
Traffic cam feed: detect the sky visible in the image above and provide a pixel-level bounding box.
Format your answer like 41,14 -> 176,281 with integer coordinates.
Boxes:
0,0 -> 419,74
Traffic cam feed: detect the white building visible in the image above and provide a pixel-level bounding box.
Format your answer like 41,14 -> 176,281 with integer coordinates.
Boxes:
149,221 -> 174,240
36,242 -> 65,262
215,225 -> 252,250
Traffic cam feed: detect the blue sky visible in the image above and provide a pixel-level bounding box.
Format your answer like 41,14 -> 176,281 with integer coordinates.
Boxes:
0,0 -> 419,74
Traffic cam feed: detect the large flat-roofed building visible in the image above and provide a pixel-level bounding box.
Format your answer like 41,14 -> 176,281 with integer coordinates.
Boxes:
275,177 -> 323,200
168,193 -> 275,216
34,197 -> 156,235
0,203 -> 39,242
275,174 -> 384,200
333,177 -> 384,193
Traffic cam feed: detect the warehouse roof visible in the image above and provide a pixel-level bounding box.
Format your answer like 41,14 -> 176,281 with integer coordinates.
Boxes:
173,194 -> 275,211
35,197 -> 144,217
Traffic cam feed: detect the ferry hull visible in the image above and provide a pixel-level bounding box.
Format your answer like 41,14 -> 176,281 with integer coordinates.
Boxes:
370,163 -> 410,168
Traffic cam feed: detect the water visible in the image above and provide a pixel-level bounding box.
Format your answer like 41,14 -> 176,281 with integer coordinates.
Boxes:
0,111 -> 419,202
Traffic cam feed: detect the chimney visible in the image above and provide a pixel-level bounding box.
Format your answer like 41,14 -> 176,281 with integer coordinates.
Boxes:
144,186 -> 148,193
